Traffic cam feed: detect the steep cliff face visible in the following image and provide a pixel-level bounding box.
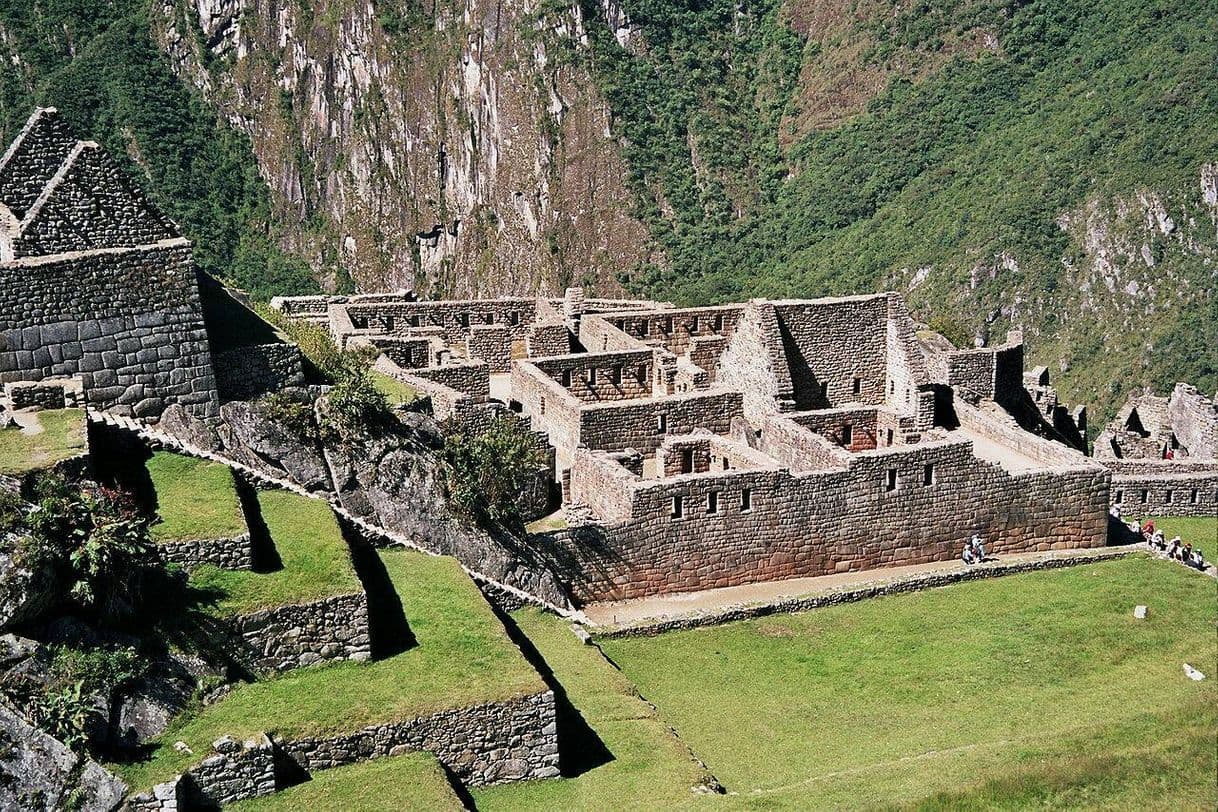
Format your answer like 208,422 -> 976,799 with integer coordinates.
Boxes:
154,0 -> 650,296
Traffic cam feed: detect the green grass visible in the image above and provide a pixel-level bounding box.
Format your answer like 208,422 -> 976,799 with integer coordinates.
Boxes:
473,609 -> 714,811
370,369 -> 422,405
146,452 -> 247,543
600,556 -> 1217,810
232,751 -> 463,811
187,489 -> 358,616
115,548 -> 543,790
0,409 -> 86,475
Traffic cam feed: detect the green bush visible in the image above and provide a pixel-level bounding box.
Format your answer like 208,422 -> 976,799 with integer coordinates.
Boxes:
442,416 -> 547,528
320,372 -> 393,443
258,391 -> 320,444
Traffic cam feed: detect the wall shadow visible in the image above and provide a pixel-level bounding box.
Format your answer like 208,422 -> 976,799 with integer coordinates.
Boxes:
493,607 -> 613,778
339,518 -> 416,658
235,477 -> 282,573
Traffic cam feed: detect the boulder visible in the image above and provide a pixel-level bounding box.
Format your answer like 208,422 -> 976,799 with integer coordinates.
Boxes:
159,403 -> 222,452
217,400 -> 332,491
0,547 -> 60,630
0,701 -> 127,812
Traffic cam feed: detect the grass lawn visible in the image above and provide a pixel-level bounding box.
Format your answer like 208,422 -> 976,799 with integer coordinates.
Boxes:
187,489 -> 359,616
146,452 -> 247,542
0,408 -> 86,475
473,608 -> 714,811
115,548 -> 543,791
370,369 -> 422,405
232,751 -> 463,811
600,556 -> 1217,810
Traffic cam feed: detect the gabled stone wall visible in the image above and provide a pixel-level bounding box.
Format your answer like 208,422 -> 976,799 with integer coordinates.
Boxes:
0,241 -> 219,419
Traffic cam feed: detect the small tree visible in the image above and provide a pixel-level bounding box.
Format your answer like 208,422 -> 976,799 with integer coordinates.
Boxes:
442,416 -> 547,528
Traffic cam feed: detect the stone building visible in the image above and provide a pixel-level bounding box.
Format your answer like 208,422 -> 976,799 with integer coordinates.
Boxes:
277,287 -> 1119,603
0,108 -> 219,420
1093,384 -> 1218,518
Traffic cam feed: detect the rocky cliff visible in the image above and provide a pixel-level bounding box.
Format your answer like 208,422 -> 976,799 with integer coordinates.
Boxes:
153,0 -> 650,296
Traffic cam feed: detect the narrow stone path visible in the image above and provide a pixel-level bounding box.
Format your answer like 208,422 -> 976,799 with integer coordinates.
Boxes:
583,545 -> 1141,634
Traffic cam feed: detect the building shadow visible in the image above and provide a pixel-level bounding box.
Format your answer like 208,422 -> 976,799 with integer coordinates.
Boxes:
235,476 -> 282,573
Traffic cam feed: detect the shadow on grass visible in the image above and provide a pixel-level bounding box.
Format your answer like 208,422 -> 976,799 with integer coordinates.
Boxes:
491,606 -> 613,778
339,518 -> 416,658
235,477 -> 283,572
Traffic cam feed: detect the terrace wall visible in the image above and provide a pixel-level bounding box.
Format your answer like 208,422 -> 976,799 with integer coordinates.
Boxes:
226,591 -> 372,672
158,533 -> 253,571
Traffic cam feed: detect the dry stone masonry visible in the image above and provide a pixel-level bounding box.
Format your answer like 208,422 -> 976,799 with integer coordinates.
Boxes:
0,109 -> 219,421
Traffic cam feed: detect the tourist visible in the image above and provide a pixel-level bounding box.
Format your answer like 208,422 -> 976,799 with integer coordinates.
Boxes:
1181,542 -> 1192,563
962,543 -> 976,565
1191,548 -> 1206,570
970,534 -> 987,562
1142,519 -> 1156,538
1165,537 -> 1180,560
1152,530 -> 1166,550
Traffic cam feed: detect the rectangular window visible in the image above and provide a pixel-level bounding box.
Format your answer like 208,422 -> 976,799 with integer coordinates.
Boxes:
723,458 -> 731,471
923,464 -> 934,486
707,491 -> 719,514
457,313 -> 469,327
680,449 -> 694,474
1191,489 -> 1199,504
586,367 -> 596,385
841,424 -> 853,446
561,369 -> 572,387
886,429 -> 894,446
741,488 -> 752,512
409,314 -> 421,327
664,316 -> 673,333
641,320 -> 651,336
1140,489 -> 1148,504
485,312 -> 495,324
637,365 -> 649,383
852,377 -> 861,395
1115,490 -> 1123,504
885,469 -> 898,492
611,366 -> 623,385
1165,490 -> 1173,504
714,314 -> 724,332
657,413 -> 668,434
384,315 -> 395,331
671,495 -> 683,519
691,316 -> 700,333
509,311 -> 521,326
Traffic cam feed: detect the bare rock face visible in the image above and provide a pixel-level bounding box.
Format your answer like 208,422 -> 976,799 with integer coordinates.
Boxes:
153,0 -> 653,296
0,547 -> 60,630
216,400 -> 332,491
0,702 -> 127,812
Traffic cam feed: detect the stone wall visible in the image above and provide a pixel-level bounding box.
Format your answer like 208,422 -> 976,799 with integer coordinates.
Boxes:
214,343 -> 306,401
578,389 -> 745,457
281,690 -> 560,787
10,143 -> 177,257
788,406 -> 883,451
5,378 -> 81,410
715,300 -> 792,419
467,325 -> 511,372
342,298 -> 537,344
127,735 -> 276,810
226,591 -> 371,672
1111,474 -> 1218,517
772,295 -> 889,409
0,107 -> 78,220
157,533 -> 253,571
370,336 -> 433,369
558,429 -> 1109,602
526,321 -> 572,357
578,313 -> 647,354
0,240 -> 219,420
1166,383 -> 1218,459
598,305 -> 743,356
529,350 -> 655,402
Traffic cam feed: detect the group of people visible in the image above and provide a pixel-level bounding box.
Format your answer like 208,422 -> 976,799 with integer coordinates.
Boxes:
961,533 -> 988,565
1135,519 -> 1208,571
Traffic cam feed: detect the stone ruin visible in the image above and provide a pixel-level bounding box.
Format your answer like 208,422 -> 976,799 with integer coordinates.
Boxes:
1093,383 -> 1218,518
273,287 -> 1142,603
0,108 -> 219,421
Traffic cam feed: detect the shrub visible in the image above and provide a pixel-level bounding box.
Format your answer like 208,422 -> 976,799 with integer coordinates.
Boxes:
258,391 -> 320,444
320,372 -> 393,443
442,416 -> 547,528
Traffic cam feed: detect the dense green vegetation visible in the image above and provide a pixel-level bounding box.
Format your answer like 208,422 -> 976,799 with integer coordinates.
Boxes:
572,0 -> 1218,418
187,489 -> 359,616
0,408 -> 86,475
599,556 -> 1216,809
146,452 -> 247,543
116,548 -> 544,790
0,0 -> 314,298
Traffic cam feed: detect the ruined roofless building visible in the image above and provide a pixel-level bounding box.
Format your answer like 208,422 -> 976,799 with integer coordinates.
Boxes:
277,288 -> 1118,604
0,108 -> 219,420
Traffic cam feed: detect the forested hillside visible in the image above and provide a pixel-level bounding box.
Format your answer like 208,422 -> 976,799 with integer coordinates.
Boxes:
1,0 -> 1214,420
